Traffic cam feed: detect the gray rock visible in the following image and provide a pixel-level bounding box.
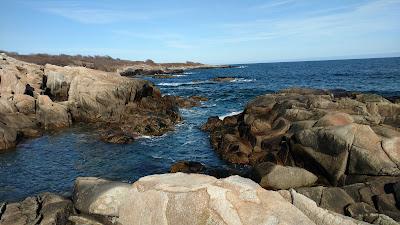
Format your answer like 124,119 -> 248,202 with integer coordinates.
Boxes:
256,162 -> 318,190
373,194 -> 400,221
72,177 -> 131,217
346,202 -> 378,220
296,186 -> 326,204
0,193 -> 72,225
320,187 -> 356,214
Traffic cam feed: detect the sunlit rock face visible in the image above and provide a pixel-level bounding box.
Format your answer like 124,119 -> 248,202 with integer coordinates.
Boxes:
0,53 -> 181,151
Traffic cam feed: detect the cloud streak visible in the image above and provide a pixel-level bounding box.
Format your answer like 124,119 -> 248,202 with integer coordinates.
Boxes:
37,1 -> 184,24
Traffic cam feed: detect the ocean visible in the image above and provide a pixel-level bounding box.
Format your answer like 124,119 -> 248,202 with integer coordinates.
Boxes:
1,57 -> 399,202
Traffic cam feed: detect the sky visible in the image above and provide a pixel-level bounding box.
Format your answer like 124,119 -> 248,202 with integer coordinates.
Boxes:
0,0 -> 399,64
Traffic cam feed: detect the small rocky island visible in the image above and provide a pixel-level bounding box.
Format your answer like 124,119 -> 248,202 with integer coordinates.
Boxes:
0,55 -> 399,224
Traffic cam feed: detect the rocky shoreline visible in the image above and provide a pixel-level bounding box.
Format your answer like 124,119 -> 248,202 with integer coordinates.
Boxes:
118,64 -> 233,77
0,53 -> 183,151
202,88 -> 400,223
1,54 -> 400,224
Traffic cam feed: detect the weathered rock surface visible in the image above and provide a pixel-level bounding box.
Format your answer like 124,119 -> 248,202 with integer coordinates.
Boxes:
296,176 -> 400,223
254,162 -> 318,190
203,88 -> 400,222
0,54 -> 181,151
5,173 -> 399,225
70,173 -> 381,225
204,88 -> 400,180
0,193 -> 73,225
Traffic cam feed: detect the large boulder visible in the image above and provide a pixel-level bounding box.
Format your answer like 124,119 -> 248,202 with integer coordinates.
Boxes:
73,173 -> 318,225
254,162 -> 318,190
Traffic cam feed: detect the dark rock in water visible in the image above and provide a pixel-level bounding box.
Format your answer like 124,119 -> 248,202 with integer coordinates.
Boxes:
345,202 -> 377,220
170,161 -> 206,173
99,130 -> 135,144
120,68 -> 184,76
0,193 -> 73,225
201,116 -> 223,132
164,95 -> 204,108
211,76 -> 236,82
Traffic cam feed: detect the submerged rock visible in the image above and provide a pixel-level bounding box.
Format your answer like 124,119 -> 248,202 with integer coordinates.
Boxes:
211,76 -> 236,82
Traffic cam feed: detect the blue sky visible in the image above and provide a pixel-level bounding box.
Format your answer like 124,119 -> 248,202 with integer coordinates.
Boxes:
0,0 -> 399,64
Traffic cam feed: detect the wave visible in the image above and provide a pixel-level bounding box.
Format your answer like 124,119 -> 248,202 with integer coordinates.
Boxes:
219,111 -> 242,120
237,65 -> 248,69
157,81 -> 212,87
230,78 -> 255,83
183,72 -> 195,75
173,74 -> 188,77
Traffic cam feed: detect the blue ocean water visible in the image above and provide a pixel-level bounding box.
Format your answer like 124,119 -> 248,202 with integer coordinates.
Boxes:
1,57 -> 399,202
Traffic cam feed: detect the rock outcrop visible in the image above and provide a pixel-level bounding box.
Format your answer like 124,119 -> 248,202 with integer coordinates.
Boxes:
203,88 -> 400,222
0,53 -> 181,151
0,193 -> 73,225
3,173 -> 398,225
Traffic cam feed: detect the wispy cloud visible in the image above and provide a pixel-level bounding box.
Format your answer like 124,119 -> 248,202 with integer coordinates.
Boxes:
251,0 -> 295,10
35,1 -> 184,24
217,0 -> 400,43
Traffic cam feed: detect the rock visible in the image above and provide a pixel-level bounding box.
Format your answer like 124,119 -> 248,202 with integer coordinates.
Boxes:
0,54 -> 181,150
201,116 -> 222,131
99,130 -> 135,144
289,189 -> 370,225
346,202 -> 378,220
170,161 -> 205,173
362,213 -> 399,225
73,173 -> 316,225
164,95 -> 200,108
36,95 -> 71,129
12,94 -> 35,114
203,88 -> 400,187
296,186 -> 326,204
68,215 -> 104,225
211,76 -> 236,82
373,194 -> 400,221
72,177 -> 131,216
394,182 -> 400,207
0,193 -> 73,225
255,162 -> 318,190
320,187 -> 356,214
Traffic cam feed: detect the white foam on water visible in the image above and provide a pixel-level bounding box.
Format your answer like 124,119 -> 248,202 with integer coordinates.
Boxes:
157,81 -> 210,87
219,111 -> 242,120
230,78 -> 255,83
